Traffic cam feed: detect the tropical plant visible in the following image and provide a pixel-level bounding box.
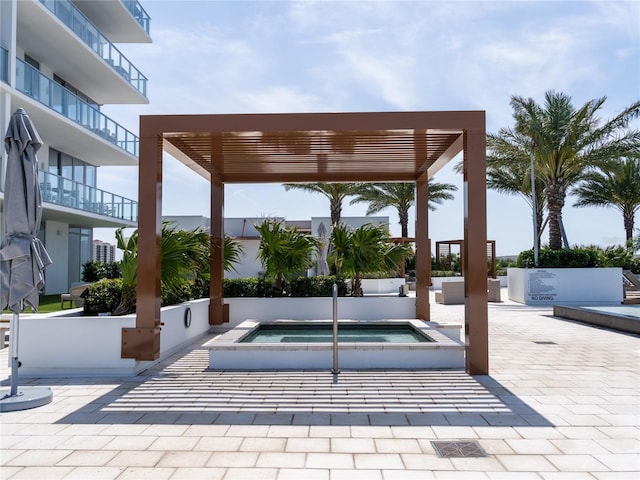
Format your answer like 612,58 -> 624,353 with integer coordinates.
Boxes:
113,227 -> 138,315
224,235 -> 244,272
111,225 -> 243,315
255,219 -> 320,295
349,181 -> 457,238
489,91 -> 640,249
329,223 -> 412,296
572,158 -> 640,243
283,183 -> 365,225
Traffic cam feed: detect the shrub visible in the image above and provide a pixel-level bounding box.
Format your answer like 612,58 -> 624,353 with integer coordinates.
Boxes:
161,279 -> 197,306
516,247 -> 600,268
81,261 -> 121,282
83,278 -> 123,315
223,278 -> 260,297
289,276 -> 348,297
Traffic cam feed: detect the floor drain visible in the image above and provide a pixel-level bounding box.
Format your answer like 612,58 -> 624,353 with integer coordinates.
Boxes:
533,341 -> 557,345
431,440 -> 488,458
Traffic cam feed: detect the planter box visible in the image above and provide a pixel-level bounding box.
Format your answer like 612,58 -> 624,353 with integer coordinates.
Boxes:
507,268 -> 623,305
360,278 -> 405,294
15,298 -> 211,377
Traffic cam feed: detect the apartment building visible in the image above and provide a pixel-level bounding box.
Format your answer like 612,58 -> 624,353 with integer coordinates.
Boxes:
0,0 -> 150,294
92,239 -> 115,263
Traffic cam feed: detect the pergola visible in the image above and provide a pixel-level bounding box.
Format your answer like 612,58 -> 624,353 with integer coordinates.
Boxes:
124,111 -> 489,375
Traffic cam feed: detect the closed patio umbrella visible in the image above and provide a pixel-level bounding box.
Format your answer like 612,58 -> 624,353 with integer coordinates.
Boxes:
0,108 -> 53,412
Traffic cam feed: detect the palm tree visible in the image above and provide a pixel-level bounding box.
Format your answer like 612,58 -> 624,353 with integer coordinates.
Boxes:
329,223 -> 412,296
255,219 -> 319,294
572,158 -> 640,243
349,181 -> 457,238
490,91 -> 640,249
283,183 -> 364,225
485,147 -> 548,245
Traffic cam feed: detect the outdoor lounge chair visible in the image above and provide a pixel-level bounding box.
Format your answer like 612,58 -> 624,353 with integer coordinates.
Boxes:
435,279 -> 502,304
622,270 -> 640,304
60,284 -> 90,309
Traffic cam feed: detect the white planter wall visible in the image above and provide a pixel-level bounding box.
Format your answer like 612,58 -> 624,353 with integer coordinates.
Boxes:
17,298 -> 211,377
507,268 -> 623,305
223,296 -> 416,330
360,278 -> 405,294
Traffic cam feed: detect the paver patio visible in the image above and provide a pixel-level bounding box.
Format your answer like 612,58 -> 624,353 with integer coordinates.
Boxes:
1,291 -> 638,479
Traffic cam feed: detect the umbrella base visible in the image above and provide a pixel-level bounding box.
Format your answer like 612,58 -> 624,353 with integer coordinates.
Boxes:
0,386 -> 53,412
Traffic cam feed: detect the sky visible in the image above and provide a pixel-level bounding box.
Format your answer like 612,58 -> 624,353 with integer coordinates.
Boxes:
97,0 -> 640,257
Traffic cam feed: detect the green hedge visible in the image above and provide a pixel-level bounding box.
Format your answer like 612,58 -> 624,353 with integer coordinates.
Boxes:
289,276 -> 348,297
223,276 -> 348,297
516,247 -> 600,268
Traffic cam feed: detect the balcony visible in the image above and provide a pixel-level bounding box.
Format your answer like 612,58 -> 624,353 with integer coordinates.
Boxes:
39,170 -> 138,223
16,58 -> 139,156
122,0 -> 151,36
0,46 -> 7,84
38,0 -> 147,98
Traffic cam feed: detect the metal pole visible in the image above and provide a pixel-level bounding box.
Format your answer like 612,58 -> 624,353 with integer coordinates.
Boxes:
530,152 -> 539,267
331,283 -> 340,374
9,312 -> 19,397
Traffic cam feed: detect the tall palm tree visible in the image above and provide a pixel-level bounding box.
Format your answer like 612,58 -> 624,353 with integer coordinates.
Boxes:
283,183 -> 364,225
349,181 -> 457,238
490,91 -> 640,249
572,158 -> 640,243
329,223 -> 412,296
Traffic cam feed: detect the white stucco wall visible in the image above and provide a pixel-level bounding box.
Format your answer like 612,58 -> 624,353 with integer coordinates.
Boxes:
43,220 -> 68,295
507,267 -> 623,305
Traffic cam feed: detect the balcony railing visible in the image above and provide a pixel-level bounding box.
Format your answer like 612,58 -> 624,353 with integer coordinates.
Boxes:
0,46 -> 8,83
16,58 -> 139,156
39,170 -> 138,223
39,0 -> 147,98
122,0 -> 151,35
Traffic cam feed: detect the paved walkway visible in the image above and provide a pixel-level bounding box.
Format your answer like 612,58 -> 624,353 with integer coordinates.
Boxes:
1,292 -> 639,479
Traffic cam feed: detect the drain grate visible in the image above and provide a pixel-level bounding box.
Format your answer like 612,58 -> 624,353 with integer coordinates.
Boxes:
431,440 -> 488,458
533,340 -> 557,345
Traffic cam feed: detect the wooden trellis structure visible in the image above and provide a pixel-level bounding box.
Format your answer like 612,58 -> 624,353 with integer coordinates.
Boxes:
436,240 -> 496,279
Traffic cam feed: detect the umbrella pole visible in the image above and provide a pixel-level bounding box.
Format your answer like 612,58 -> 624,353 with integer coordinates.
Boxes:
9,312 -> 19,397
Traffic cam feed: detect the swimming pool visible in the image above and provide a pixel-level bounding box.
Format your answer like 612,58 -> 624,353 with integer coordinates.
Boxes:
240,323 -> 434,344
206,319 -> 464,370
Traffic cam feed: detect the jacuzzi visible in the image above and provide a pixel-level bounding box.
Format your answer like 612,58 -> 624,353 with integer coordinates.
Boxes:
205,319 -> 464,370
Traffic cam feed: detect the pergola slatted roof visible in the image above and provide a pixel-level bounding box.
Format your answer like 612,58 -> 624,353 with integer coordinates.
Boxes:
154,111 -> 470,183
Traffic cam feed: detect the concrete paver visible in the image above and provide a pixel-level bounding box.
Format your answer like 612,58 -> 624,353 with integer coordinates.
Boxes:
1,291 -> 639,479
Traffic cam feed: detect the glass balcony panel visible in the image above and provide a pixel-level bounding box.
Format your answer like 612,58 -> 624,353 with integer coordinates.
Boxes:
38,0 -> 148,98
1,47 -> 8,83
39,170 -> 137,222
122,0 -> 151,35
16,58 -> 139,156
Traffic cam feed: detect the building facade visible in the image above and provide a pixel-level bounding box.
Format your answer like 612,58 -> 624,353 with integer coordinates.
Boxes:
0,0 -> 150,294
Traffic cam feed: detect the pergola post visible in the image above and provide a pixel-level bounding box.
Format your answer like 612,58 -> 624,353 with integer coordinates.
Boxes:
122,118 -> 162,360
415,174 -> 430,321
463,126 -> 489,375
209,176 -> 228,325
